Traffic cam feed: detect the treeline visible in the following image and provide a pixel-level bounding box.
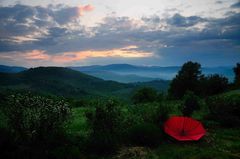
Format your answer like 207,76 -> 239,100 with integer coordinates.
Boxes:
169,61 -> 239,99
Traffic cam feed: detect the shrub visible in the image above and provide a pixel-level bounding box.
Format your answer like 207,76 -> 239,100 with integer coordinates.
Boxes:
199,74 -> 228,96
3,93 -> 71,144
132,87 -> 158,104
181,91 -> 200,116
128,123 -> 162,147
86,99 -> 122,154
206,93 -> 240,127
128,102 -> 171,126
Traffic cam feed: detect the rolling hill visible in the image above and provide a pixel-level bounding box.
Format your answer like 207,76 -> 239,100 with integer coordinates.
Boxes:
0,67 -> 131,98
0,65 -> 27,73
0,67 -> 170,98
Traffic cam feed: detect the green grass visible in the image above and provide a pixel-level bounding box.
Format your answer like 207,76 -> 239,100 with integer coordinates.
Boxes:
66,107 -> 91,138
1,88 -> 239,159
66,106 -> 240,159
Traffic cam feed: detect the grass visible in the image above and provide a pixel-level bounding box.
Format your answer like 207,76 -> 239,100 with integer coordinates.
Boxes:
50,89 -> 240,159
1,89 -> 239,159
65,106 -> 240,159
66,107 -> 91,138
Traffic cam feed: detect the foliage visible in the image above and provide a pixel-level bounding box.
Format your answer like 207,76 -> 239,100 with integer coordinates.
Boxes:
168,61 -> 229,99
2,93 -> 71,143
233,63 -> 240,88
206,93 -> 240,127
132,87 -> 158,104
130,102 -> 171,125
128,123 -> 162,147
199,74 -> 229,96
168,61 -> 202,99
181,91 -> 200,116
86,99 -> 123,154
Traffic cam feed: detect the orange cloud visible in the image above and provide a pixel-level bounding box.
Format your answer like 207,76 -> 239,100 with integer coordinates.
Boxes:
0,46 -> 153,65
24,50 -> 50,60
52,45 -> 153,63
78,4 -> 94,16
0,50 -> 50,61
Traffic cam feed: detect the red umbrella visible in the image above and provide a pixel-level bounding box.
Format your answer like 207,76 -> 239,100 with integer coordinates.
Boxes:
164,116 -> 206,141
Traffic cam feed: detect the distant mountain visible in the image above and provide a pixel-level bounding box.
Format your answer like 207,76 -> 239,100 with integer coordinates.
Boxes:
0,67 -> 131,98
70,64 -> 235,82
0,65 -> 27,73
75,70 -> 160,83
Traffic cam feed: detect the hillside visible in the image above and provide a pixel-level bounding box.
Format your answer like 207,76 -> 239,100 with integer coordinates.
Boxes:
132,80 -> 170,91
0,65 -> 27,73
0,67 -> 131,98
76,70 -> 160,83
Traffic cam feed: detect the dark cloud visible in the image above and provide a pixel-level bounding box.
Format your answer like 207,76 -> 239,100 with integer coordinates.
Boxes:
167,13 -> 204,27
53,6 -> 80,24
0,4 -> 93,52
141,15 -> 160,24
216,1 -> 223,4
231,1 -> 240,8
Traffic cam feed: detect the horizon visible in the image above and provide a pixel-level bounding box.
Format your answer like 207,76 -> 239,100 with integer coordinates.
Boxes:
0,0 -> 240,67
0,63 -> 236,69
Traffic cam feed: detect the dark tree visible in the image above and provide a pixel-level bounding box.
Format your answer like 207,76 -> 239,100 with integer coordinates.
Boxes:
168,61 -> 202,99
181,91 -> 200,116
200,74 -> 228,96
132,87 -> 158,104
233,63 -> 240,88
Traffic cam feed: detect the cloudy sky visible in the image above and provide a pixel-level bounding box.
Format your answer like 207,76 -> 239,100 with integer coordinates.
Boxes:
0,0 -> 239,67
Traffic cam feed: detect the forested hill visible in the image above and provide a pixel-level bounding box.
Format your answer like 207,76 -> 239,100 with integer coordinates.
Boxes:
0,67 -> 132,97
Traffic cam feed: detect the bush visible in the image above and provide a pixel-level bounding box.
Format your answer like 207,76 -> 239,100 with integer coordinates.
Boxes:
132,87 -> 158,104
128,123 -> 162,147
206,93 -> 240,127
86,99 -> 123,154
127,102 -> 171,126
181,91 -> 200,116
199,74 -> 228,96
3,93 -> 70,143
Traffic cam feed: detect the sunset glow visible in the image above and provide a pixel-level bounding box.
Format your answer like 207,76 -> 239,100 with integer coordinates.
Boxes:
78,4 -> 94,16
0,46 -> 153,66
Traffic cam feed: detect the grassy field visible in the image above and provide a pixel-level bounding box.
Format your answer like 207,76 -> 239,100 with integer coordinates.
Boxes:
66,107 -> 240,159
0,90 -> 240,159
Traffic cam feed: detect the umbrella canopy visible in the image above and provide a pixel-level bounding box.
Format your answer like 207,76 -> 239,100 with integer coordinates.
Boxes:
164,116 -> 206,141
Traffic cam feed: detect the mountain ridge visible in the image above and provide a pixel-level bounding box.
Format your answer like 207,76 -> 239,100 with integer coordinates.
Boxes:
0,64 -> 235,82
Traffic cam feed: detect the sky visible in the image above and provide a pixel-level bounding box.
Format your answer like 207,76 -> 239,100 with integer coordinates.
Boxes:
0,0 -> 239,67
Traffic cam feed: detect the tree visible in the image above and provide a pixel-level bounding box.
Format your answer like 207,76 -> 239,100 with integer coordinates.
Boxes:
233,63 -> 240,88
181,91 -> 200,116
132,87 -> 158,104
168,61 -> 202,99
200,74 -> 228,96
